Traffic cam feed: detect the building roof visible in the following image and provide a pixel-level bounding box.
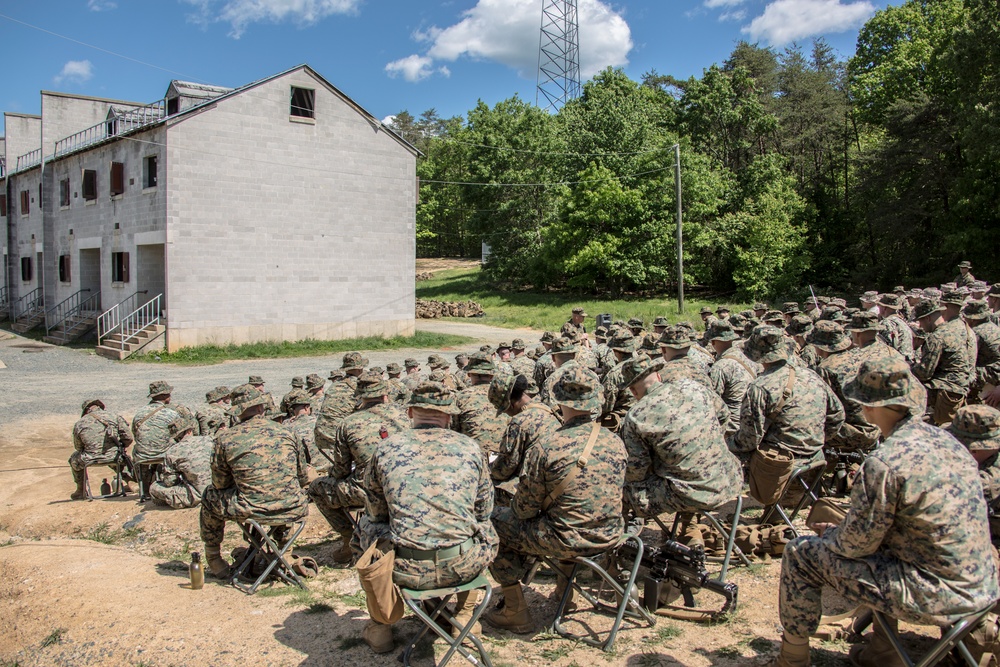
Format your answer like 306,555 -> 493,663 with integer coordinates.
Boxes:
165,80 -> 234,101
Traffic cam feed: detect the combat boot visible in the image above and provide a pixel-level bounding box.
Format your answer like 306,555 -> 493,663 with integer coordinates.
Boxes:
484,584 -> 534,634
850,617 -> 906,667
764,633 -> 810,667
70,468 -> 87,501
362,620 -> 394,653
204,544 -> 232,579
332,530 -> 354,563
551,561 -> 579,613
450,590 -> 481,639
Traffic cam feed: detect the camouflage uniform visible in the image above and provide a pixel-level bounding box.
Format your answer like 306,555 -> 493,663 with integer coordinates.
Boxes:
69,403 -> 134,476
710,344 -> 759,440
966,302 -> 1000,395
819,347 -> 883,452
149,434 -> 213,509
491,401 -> 561,500
196,403 -> 231,438
200,388 -> 309,547
913,313 -> 978,424
452,353 -> 511,456
386,377 -> 409,404
622,375 -> 743,516
533,344 -> 557,390
131,400 -> 180,464
285,412 -> 319,468
360,404 -> 498,590
510,353 -> 537,379
946,406 -> 1000,543
314,375 -> 360,449
878,308 -> 915,364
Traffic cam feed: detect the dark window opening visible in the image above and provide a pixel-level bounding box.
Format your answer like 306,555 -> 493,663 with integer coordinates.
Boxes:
59,255 -> 71,282
0,194 -> 6,217
112,251 -> 129,283
60,179 -> 71,207
290,87 -> 315,119
21,257 -> 32,282
110,162 -> 125,196
20,190 -> 29,215
143,155 -> 158,188
82,169 -> 97,201
167,97 -> 179,115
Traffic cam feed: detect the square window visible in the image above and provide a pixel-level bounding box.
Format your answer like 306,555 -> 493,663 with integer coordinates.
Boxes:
0,194 -> 6,217
143,155 -> 158,188
20,190 -> 30,216
290,87 -> 315,119
59,255 -> 71,282
167,97 -> 179,115
112,251 -> 130,283
60,179 -> 71,207
21,257 -> 32,282
82,169 -> 97,201
110,162 -> 125,196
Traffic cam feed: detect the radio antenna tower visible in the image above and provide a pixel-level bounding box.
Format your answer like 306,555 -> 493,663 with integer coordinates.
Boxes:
536,0 -> 581,113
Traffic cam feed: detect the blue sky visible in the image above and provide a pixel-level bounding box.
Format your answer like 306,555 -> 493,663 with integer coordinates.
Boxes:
1,0 -> 888,135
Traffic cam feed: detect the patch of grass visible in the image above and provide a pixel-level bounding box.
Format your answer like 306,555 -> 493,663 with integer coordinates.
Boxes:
416,267 -> 748,331
744,562 -> 772,578
150,539 -> 194,563
255,585 -> 315,606
632,654 -> 669,667
338,636 -> 367,650
714,645 -> 742,659
40,628 -> 66,648
654,623 -> 684,643
129,331 -> 474,366
539,645 -> 571,661
332,590 -> 367,608
304,602 -> 335,614
1,660 -> 21,667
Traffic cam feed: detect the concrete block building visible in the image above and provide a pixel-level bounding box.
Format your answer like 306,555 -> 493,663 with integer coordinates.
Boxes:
2,64 -> 418,356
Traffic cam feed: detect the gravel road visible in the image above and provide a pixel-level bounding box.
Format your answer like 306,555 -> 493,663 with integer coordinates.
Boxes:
1,320 -> 539,423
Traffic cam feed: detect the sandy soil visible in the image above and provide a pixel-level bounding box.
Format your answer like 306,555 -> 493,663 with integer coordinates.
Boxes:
415,258 -> 480,274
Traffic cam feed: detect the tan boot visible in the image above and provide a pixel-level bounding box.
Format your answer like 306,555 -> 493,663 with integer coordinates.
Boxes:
551,561 -> 579,613
70,469 -> 87,501
362,620 -> 395,653
764,633 -> 810,667
850,617 -> 905,667
204,545 -> 232,579
484,584 -> 534,634
332,531 -> 354,563
451,590 -> 481,639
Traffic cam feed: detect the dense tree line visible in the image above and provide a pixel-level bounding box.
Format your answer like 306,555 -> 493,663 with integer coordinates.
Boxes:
389,0 -> 1000,298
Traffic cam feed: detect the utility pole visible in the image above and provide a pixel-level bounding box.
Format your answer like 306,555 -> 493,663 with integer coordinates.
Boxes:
674,144 -> 684,314
536,0 -> 581,113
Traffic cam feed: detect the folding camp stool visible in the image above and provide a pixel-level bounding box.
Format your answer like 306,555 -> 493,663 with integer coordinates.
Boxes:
759,457 -> 828,538
666,495 -> 752,584
851,603 -> 998,667
84,447 -> 138,500
545,530 -> 657,652
230,518 -> 307,595
399,574 -> 494,667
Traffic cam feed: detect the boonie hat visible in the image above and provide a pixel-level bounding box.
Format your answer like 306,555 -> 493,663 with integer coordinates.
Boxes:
466,351 -> 497,375
807,321 -> 851,353
355,371 -> 389,399
844,356 -> 926,414
148,380 -> 174,398
744,325 -> 789,364
341,352 -> 369,371
230,384 -> 271,415
947,405 -> 1000,451
552,366 -> 602,412
621,354 -> 665,389
407,381 -> 460,415
81,397 -> 105,415
488,366 -> 517,415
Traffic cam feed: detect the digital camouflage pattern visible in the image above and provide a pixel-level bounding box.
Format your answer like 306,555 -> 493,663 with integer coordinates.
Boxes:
285,412 -> 319,469
149,434 -> 213,509
779,415 -> 1000,636
200,414 -> 309,546
621,379 -> 743,516
734,361 -> 845,458
360,425 -> 498,590
796,342 -> 822,370
971,320 -> 1000,388
453,383 -> 511,455
386,376 -> 409,404
131,400 -> 181,464
314,375 -> 359,450
308,401 -> 410,533
818,348 -> 882,452
602,356 -> 638,425
687,343 -> 717,372
658,355 -> 714,391
69,408 -> 134,472
489,414 -> 628,586
878,312 -> 916,363
490,401 -> 561,500
709,345 -> 759,439
510,353 -> 537,379
913,317 -> 978,395
533,351 -> 556,390
196,403 -> 231,437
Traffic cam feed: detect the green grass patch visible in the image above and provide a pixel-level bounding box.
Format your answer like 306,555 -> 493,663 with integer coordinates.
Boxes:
714,645 -> 742,659
539,645 -> 571,661
332,590 -> 367,608
128,331 -> 474,365
84,522 -> 144,546
40,628 -> 66,648
417,267 -> 747,331
654,623 -> 684,643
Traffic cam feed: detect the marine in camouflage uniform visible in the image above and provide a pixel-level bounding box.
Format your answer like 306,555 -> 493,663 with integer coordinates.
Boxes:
509,338 -> 537,378
315,352 -> 367,450
132,380 -> 187,499
707,321 -> 759,440
657,326 -> 714,390
357,382 -> 498,652
774,357 -> 998,667
452,352 -> 511,456
200,384 -> 310,578
601,331 -> 639,430
400,358 -> 424,393
813,321 -> 881,452
308,373 -> 410,562
787,315 -> 821,370
564,306 -> 588,337
955,260 -> 976,288
304,374 -> 326,413
486,366 -> 628,633
532,331 -> 558,389
283,389 -> 320,472
247,375 -> 279,417
427,353 -> 466,391
620,356 -> 743,516
197,386 -> 232,437
946,405 -> 1000,543
963,301 -> 1000,402
876,294 -> 915,363
279,376 -> 306,416
912,296 -> 978,425
149,414 -> 213,509
69,398 -> 135,500
384,363 -> 410,404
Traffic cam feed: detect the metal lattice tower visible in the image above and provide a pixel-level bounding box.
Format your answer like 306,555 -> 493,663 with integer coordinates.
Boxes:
536,0 -> 581,113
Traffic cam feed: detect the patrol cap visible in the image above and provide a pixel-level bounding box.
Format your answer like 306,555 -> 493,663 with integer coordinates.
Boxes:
148,380 -> 174,398
551,336 -> 580,356
878,294 -> 903,310
206,386 -> 231,403
81,398 -> 105,415
572,306 -> 588,316
355,371 -> 389,399
407,381 -> 460,414
608,331 -> 637,353
552,366 -> 602,412
285,389 -> 313,408
913,299 -> 944,320
290,376 -> 305,389
658,326 -> 693,349
341,352 -> 369,371
962,299 -> 991,322
305,374 -> 325,390
946,405 -> 1000,451
488,366 -> 516,415
807,321 -> 851,353
404,358 -> 420,370
248,375 -> 265,385
707,320 -> 739,342
621,354 -> 665,389
167,413 -> 196,438
847,311 -> 880,332
230,384 -> 271,415
786,314 -> 814,337
744,325 -> 789,364
511,338 -> 526,350
386,362 -> 403,374
844,356 -> 926,414
466,351 -> 497,376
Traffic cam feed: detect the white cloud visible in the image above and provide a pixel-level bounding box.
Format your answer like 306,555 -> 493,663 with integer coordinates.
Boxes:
54,60 -> 94,85
87,0 -> 118,10
386,0 -> 632,83
719,9 -> 747,21
184,0 -> 360,38
385,55 -> 437,83
742,0 -> 875,45
704,0 -> 746,7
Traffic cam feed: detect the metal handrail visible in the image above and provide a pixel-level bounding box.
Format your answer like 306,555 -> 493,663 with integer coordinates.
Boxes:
97,290 -> 148,343
12,287 -> 44,320
45,288 -> 100,335
117,293 -> 161,352
53,100 -> 166,159
0,285 -> 7,310
15,148 -> 41,172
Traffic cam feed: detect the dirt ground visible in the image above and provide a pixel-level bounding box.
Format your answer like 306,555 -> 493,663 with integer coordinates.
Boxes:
415,258 -> 480,274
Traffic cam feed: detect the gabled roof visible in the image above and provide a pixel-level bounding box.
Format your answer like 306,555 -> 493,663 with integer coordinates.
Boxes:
165,80 -> 234,101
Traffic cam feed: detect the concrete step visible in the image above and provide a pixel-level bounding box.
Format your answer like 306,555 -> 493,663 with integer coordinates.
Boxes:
96,324 -> 165,360
95,345 -> 129,361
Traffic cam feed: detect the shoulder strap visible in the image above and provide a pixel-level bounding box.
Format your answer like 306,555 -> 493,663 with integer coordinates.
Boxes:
133,404 -> 166,432
770,366 -> 797,417
542,421 -> 601,513
728,354 -> 756,378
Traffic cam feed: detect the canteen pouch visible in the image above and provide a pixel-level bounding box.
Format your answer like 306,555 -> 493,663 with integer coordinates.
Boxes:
806,498 -> 849,530
356,539 -> 404,625
749,446 -> 795,506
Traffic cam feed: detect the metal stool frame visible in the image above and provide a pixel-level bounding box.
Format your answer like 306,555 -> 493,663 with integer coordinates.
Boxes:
231,518 -> 307,595
399,574 -> 494,667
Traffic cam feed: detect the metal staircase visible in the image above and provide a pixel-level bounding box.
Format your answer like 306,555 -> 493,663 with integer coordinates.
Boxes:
96,291 -> 165,360
44,289 -> 102,345
10,288 -> 45,333
0,286 -> 8,321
